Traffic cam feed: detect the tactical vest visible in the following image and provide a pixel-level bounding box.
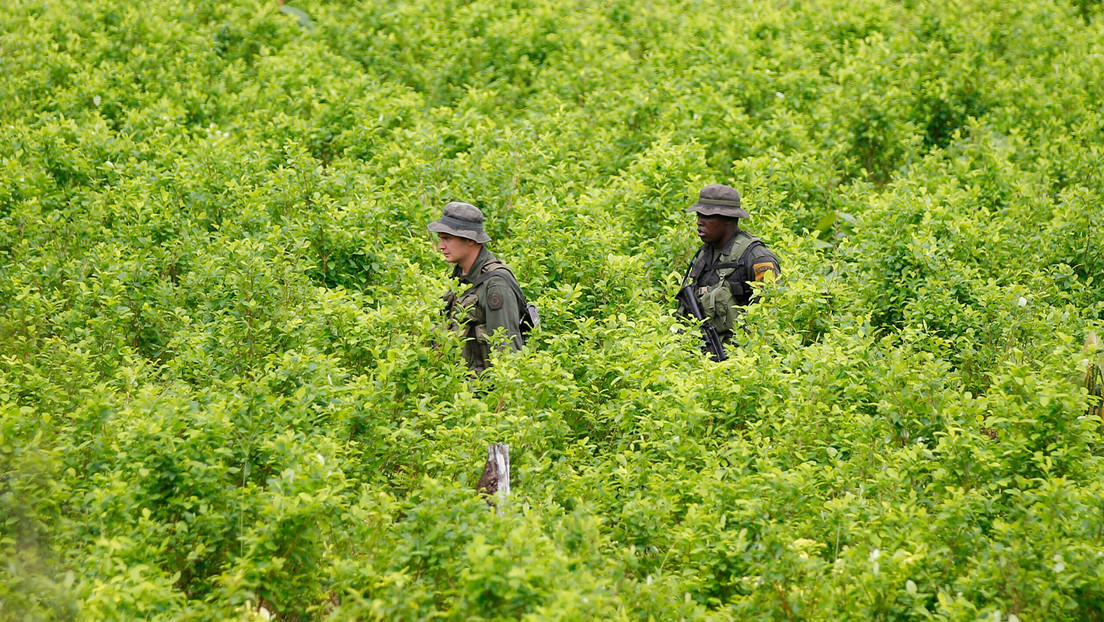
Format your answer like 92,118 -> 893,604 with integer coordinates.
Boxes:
683,230 -> 764,335
444,260 -> 527,373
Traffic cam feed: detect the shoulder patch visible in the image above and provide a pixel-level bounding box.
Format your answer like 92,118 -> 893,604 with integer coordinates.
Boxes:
487,292 -> 504,310
753,262 -> 777,282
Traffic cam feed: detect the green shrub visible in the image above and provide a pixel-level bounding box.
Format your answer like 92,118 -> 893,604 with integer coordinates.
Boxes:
2,0 -> 1102,618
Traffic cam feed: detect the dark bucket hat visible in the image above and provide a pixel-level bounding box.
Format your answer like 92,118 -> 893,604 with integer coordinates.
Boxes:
427,201 -> 491,244
687,184 -> 751,219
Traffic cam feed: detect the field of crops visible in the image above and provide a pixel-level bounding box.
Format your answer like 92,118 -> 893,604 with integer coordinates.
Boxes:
3,0 -> 1103,619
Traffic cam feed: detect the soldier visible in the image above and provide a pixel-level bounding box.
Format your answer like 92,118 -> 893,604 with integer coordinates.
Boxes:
428,201 -> 527,374
677,184 -> 780,348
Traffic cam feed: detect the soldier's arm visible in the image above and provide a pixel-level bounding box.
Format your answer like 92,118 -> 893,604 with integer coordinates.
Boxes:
483,277 -> 523,351
745,245 -> 780,298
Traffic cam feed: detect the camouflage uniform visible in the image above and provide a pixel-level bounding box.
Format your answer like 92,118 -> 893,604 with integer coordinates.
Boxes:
678,185 -> 780,343
429,202 -> 527,374
442,246 -> 526,374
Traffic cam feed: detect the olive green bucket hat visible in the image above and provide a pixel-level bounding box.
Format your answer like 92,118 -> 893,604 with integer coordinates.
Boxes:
687,184 -> 751,219
427,201 -> 492,243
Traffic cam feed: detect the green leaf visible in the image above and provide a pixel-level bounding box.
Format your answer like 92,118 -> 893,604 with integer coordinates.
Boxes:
813,211 -> 838,240
279,5 -> 315,31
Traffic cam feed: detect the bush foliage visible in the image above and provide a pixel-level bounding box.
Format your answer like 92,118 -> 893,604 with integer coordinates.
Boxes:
2,0 -> 1103,619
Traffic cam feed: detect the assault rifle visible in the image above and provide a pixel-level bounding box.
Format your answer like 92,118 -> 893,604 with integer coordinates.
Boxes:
677,285 -> 727,362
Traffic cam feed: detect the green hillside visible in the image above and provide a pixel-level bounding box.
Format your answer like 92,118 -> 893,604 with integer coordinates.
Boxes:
2,0 -> 1103,619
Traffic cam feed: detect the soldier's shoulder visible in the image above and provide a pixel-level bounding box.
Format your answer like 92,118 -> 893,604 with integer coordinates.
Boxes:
747,241 -> 779,262
689,243 -> 710,263
746,240 -> 780,281
479,258 -> 513,276
479,267 -> 521,293
480,274 -> 520,311
481,271 -> 510,287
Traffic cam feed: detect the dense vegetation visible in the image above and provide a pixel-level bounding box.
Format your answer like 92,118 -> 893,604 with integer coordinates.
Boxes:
2,0 -> 1103,619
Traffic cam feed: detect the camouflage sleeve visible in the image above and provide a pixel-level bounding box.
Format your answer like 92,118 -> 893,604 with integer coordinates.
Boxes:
745,245 -> 780,287
482,276 -> 524,351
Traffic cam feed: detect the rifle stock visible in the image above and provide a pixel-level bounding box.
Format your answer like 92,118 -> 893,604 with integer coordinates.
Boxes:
677,285 -> 727,362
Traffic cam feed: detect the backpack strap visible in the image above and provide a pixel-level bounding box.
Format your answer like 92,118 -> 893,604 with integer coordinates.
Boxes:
469,260 -> 512,288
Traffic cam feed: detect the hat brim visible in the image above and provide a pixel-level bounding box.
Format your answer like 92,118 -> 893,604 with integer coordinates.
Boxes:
688,204 -> 751,219
427,220 -> 491,244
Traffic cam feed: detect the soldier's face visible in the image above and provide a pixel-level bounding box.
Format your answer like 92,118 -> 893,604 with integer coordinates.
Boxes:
696,213 -> 733,245
436,233 -> 479,264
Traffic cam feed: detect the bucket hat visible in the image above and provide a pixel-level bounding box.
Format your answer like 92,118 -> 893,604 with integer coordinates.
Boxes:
427,201 -> 491,243
687,184 -> 751,219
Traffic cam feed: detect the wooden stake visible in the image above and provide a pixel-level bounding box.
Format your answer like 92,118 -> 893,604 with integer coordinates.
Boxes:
477,443 -> 510,509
